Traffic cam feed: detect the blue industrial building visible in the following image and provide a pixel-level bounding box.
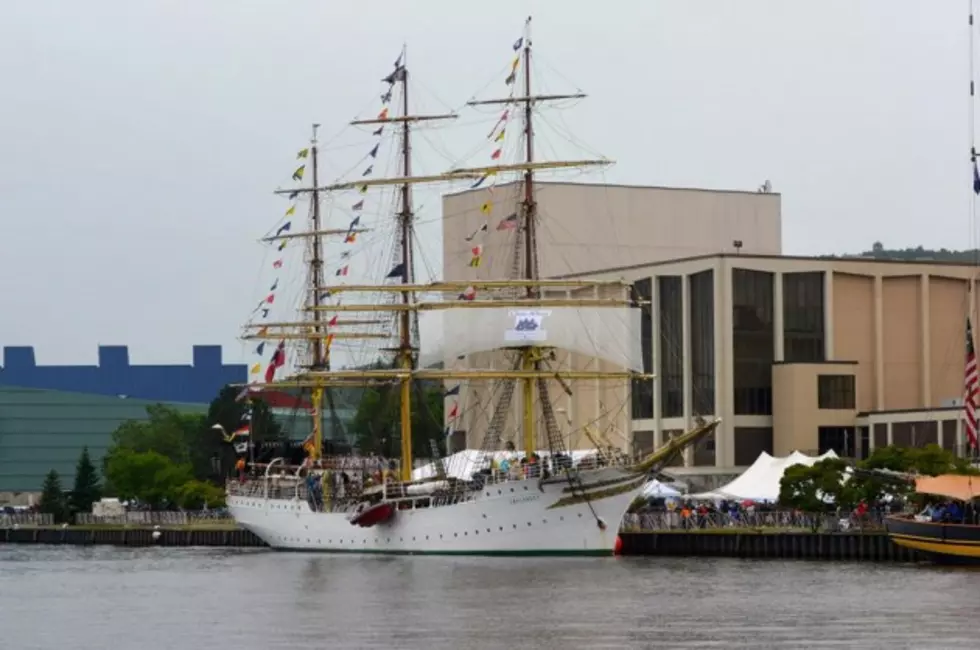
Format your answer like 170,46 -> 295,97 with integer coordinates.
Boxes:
0,345 -> 245,403
0,345 -> 247,495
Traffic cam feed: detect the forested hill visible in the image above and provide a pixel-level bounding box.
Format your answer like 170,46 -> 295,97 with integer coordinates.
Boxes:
821,242 -> 980,263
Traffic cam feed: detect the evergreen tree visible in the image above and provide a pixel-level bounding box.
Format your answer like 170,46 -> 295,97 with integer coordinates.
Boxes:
39,470 -> 68,523
69,447 -> 102,515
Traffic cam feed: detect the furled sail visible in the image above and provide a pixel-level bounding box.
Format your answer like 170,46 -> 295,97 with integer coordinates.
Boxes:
423,305 -> 643,371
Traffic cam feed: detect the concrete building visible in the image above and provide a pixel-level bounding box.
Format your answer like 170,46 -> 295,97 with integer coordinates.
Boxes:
442,181 -> 782,281
440,181 -> 782,455
573,253 -> 980,476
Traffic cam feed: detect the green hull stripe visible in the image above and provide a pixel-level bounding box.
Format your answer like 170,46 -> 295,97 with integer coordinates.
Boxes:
267,546 -> 613,557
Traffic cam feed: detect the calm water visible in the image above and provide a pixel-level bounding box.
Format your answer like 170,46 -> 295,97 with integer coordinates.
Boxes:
0,546 -> 977,649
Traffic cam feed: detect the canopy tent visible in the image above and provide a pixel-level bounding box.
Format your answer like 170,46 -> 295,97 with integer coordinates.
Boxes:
411,449 -> 601,481
915,474 -> 980,501
690,450 -> 839,502
641,479 -> 682,499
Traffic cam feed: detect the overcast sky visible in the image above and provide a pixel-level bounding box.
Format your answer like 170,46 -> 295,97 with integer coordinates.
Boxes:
0,0 -> 972,368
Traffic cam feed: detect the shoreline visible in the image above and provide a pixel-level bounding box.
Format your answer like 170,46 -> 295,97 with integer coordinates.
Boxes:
0,526 -> 924,561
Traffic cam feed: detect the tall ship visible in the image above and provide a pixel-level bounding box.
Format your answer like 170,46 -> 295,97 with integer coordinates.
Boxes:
226,19 -> 718,555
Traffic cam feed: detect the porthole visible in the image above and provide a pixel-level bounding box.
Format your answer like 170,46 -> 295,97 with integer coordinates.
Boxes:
499,526 -> 503,531
527,522 -> 531,526
454,533 -> 458,537
512,524 -> 517,529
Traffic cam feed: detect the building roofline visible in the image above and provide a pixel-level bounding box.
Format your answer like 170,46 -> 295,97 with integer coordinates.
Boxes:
554,252 -> 980,279
443,179 -> 781,200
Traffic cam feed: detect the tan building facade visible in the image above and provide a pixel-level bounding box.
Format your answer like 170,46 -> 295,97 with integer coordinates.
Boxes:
440,182 -> 782,454
442,181 -> 782,281
575,254 -> 980,472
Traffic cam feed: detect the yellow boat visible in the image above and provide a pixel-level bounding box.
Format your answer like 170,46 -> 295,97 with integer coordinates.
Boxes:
885,474 -> 980,564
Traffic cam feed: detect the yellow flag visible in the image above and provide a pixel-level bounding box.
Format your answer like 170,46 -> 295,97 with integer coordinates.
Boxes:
358,185 -> 368,194
292,165 -> 305,181
495,129 -> 505,142
481,201 -> 492,214
326,334 -> 335,348
250,363 -> 260,374
469,256 -> 481,268
278,240 -> 287,251
297,148 -> 309,159
285,205 -> 295,216
511,56 -> 519,72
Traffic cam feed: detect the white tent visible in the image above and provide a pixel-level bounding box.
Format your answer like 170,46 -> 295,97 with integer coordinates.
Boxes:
690,449 -> 838,502
411,449 -> 599,481
641,479 -> 682,498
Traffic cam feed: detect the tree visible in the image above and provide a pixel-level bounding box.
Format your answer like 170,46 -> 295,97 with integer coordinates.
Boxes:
203,384 -> 284,478
107,404 -> 204,467
174,480 -> 226,510
104,449 -> 193,509
69,447 -> 101,515
351,381 -> 445,457
39,470 -> 68,523
778,459 -> 852,517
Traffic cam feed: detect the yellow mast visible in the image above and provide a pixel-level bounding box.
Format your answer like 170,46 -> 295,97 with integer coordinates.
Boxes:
462,17 -> 610,460
309,123 -> 325,462
397,52 -> 414,483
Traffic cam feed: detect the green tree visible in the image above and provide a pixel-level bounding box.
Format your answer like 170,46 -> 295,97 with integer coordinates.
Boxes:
174,480 -> 226,510
203,384 -> 284,478
778,458 -> 853,517
104,449 -> 193,509
351,382 -> 445,457
107,404 -> 204,466
38,470 -> 68,523
69,447 -> 101,515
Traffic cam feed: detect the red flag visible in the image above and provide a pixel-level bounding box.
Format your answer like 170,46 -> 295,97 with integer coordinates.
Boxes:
264,340 -> 286,383
265,293 -> 275,304
490,148 -> 502,160
273,259 -> 283,269
328,315 -> 338,326
448,402 -> 459,419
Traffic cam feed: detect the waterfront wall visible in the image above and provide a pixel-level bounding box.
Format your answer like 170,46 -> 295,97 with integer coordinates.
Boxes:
1,526 -> 265,547
0,526 -> 922,561
619,531 -> 922,562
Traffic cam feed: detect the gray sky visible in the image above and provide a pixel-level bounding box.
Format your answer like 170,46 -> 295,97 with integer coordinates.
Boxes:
0,0 -> 971,368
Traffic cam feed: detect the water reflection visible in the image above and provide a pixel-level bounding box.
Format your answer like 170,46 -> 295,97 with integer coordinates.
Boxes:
1,547 -> 978,649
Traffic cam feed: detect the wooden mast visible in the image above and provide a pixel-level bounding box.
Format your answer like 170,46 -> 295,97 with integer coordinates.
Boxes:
520,18 -> 537,459
309,123 -> 325,461
397,50 -> 416,482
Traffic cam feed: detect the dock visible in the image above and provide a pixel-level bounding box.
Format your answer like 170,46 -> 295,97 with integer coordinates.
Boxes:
0,526 -> 925,561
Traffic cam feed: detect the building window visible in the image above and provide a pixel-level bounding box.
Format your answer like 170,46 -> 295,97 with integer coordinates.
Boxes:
693,431 -> 716,467
783,272 -> 825,362
633,430 -> 654,457
631,278 -> 654,419
817,374 -> 855,409
818,426 -> 856,458
732,269 -> 774,415
659,276 -> 683,418
734,427 -> 773,466
689,270 -> 715,415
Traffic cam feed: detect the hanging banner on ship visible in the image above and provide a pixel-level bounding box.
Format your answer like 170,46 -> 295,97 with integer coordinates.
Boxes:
504,310 -> 549,342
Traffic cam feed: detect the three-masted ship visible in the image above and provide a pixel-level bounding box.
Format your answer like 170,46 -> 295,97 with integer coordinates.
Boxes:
227,19 -> 718,555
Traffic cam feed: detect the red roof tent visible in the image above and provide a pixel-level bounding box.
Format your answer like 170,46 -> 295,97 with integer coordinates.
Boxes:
248,389 -> 312,411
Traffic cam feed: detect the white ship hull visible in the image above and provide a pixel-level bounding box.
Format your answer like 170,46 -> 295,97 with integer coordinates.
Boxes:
228,467 -> 644,556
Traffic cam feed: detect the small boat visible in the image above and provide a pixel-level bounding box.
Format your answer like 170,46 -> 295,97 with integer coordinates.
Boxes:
349,501 -> 396,528
885,474 -> 980,564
